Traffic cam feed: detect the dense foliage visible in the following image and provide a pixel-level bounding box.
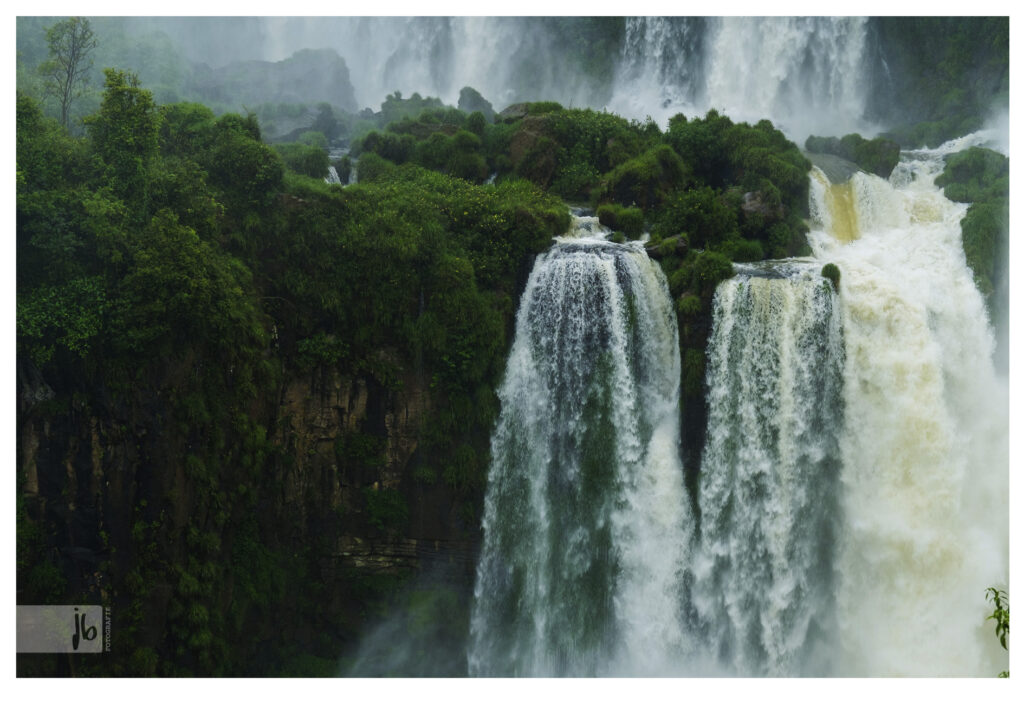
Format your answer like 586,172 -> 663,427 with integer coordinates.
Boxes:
935,147 -> 1008,317
870,17 -> 1008,147
16,17 -> 1008,675
805,133 -> 901,179
16,72 -> 566,676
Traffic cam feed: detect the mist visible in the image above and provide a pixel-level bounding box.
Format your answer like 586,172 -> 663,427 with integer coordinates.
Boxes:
53,18 -> 891,139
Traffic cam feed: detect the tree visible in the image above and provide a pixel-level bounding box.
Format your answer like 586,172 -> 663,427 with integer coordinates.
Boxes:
39,17 -> 97,131
86,69 -> 161,209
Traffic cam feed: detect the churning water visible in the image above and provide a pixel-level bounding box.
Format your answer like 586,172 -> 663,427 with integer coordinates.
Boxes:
808,138 -> 1009,676
471,132 -> 1007,676
692,263 -> 844,677
468,218 -> 693,676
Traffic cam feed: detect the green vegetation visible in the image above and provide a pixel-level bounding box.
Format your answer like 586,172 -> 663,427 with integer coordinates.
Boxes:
39,16 -> 97,130
870,18 -> 1008,148
821,263 -> 840,292
805,133 -> 901,179
273,141 -> 329,179
352,102 -> 813,511
363,487 -> 409,534
16,71 -> 566,676
935,147 -> 1008,342
596,203 -> 644,239
985,587 -> 1009,677
14,16 -> 1011,678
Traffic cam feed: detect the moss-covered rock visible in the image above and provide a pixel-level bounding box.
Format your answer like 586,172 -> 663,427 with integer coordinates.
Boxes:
935,147 -> 1008,204
821,263 -> 841,292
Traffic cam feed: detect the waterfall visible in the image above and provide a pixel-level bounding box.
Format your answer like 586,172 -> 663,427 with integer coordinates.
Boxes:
609,17 -> 871,138
703,17 -> 869,138
172,17 -> 874,138
609,17 -> 707,119
324,165 -> 341,185
468,217 -> 693,676
807,139 -> 1009,676
692,263 -> 844,676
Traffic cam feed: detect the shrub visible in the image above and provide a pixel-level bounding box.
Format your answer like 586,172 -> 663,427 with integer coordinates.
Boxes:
821,263 -> 841,291
353,152 -> 394,182
363,486 -> 408,533
935,147 -> 1008,204
273,142 -> 329,179
598,144 -> 689,210
676,293 -> 701,317
465,111 -> 487,136
655,186 -> 738,249
597,203 -> 644,238
298,130 -> 328,149
691,251 -> 734,296
959,199 -> 1007,298
805,133 -> 900,179
725,238 -> 764,263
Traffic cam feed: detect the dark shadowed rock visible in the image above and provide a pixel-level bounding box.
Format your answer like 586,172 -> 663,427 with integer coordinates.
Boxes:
458,86 -> 495,122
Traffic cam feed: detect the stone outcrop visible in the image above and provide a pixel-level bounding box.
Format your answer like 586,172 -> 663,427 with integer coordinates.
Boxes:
190,48 -> 358,113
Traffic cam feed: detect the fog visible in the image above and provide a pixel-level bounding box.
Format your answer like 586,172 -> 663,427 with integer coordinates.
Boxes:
107,17 -> 893,140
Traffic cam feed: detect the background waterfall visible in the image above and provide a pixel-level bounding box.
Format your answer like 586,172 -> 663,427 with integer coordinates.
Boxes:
807,138 -> 1009,676
692,265 -> 844,677
137,16 -> 875,139
610,17 -> 870,138
468,224 -> 693,676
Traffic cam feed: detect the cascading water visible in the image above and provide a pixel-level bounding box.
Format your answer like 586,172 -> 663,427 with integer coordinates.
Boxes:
609,17 -> 707,118
807,136 -> 1009,676
468,216 -> 693,676
171,17 -> 877,139
610,16 -> 872,138
692,264 -> 844,677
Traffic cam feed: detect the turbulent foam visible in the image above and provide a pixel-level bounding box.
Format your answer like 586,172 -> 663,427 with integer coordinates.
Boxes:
692,267 -> 844,676
468,235 -> 692,676
808,143 -> 1009,676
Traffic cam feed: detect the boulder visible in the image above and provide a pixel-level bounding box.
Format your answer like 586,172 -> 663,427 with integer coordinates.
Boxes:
646,235 -> 688,260
496,103 -> 530,123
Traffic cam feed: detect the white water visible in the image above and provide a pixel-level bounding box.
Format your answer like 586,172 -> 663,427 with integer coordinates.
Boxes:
693,264 -> 844,676
468,216 -> 693,676
610,17 -> 872,139
176,17 -> 877,140
807,137 -> 1009,676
